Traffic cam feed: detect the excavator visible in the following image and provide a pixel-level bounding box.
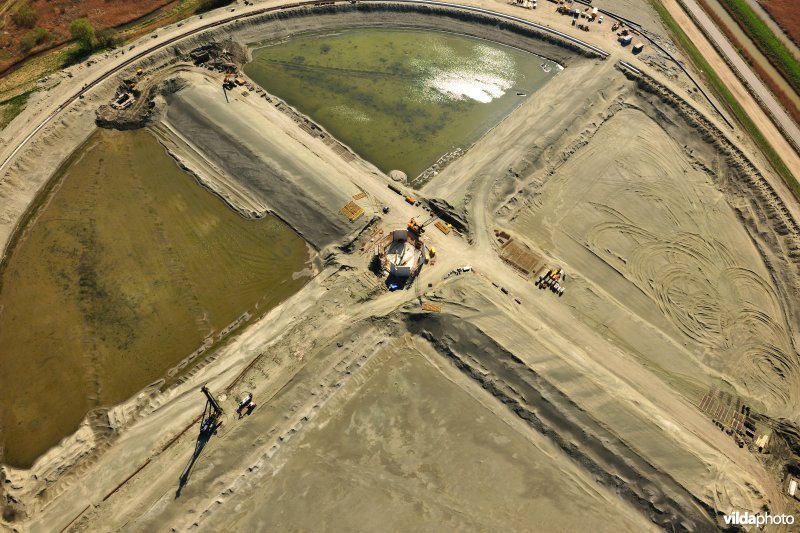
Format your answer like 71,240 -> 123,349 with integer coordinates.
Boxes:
407,215 -> 437,237
200,385 -> 224,436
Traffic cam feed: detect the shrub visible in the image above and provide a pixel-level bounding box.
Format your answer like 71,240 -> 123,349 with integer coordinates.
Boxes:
19,27 -> 51,52
196,0 -> 234,14
70,18 -> 98,51
12,4 -> 38,29
96,28 -> 121,50
69,18 -> 120,54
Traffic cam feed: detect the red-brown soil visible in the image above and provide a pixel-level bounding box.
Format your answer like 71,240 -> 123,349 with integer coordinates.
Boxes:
761,0 -> 800,47
0,0 -> 179,74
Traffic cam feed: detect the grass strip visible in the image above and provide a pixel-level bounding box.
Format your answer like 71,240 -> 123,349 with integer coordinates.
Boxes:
0,89 -> 35,129
697,0 -> 800,126
720,0 -> 800,95
650,0 -> 799,199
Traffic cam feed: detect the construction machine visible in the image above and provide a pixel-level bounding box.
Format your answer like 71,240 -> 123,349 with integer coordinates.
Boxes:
200,385 -> 224,436
407,216 -> 437,237
535,267 -> 566,296
236,392 -> 256,418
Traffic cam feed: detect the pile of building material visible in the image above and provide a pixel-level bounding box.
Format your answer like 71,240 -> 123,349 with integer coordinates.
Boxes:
339,201 -> 364,221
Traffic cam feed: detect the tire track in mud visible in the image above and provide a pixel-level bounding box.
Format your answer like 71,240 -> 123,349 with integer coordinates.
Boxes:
587,199 -> 799,409
540,75 -> 800,411
626,66 -> 800,279
406,314 -> 721,532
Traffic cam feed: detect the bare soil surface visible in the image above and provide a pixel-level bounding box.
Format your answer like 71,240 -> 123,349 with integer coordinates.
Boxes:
761,0 -> 800,48
162,71 -> 363,250
1,2 -> 799,531
199,341 -> 658,532
0,0 -> 178,74
507,106 -> 800,415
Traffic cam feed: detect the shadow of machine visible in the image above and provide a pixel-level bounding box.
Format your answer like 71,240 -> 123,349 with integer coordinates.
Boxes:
175,385 -> 224,498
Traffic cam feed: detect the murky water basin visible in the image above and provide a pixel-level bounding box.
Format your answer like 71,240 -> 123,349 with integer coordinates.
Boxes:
244,28 -> 558,183
0,128 -> 310,468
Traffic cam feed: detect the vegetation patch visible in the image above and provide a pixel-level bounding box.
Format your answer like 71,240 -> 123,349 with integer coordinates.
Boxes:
196,0 -> 235,14
11,3 -> 38,29
719,0 -> 800,95
65,18 -> 121,63
0,0 -> 179,75
19,27 -> 52,53
760,0 -> 800,49
696,0 -> 800,128
0,89 -> 35,129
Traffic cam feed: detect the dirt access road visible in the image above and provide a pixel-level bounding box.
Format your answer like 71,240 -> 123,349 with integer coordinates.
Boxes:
0,0 -> 609,258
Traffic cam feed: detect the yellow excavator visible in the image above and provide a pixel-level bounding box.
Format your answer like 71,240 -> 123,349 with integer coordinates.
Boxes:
407,216 -> 436,237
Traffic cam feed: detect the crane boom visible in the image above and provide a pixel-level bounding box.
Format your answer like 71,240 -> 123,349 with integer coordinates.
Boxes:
420,215 -> 437,228
407,216 -> 437,237
201,385 -> 224,416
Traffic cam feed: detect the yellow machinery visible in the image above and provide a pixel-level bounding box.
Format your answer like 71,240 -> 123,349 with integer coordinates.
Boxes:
407,216 -> 436,237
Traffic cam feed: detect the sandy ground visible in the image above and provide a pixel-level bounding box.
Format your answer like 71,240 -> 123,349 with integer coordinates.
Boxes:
194,340 -> 658,532
506,104 -> 800,414
1,1 -> 800,531
161,71 -> 372,250
2,0 -> 797,255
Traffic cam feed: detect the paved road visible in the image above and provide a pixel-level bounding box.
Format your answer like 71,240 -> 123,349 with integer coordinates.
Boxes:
674,0 -> 800,154
658,0 -> 800,205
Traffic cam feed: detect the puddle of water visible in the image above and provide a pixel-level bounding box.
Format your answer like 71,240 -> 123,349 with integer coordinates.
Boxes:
244,28 -> 558,181
0,128 -> 310,468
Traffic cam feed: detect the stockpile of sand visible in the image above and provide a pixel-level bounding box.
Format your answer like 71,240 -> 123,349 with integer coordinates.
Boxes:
161,72 -> 365,251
